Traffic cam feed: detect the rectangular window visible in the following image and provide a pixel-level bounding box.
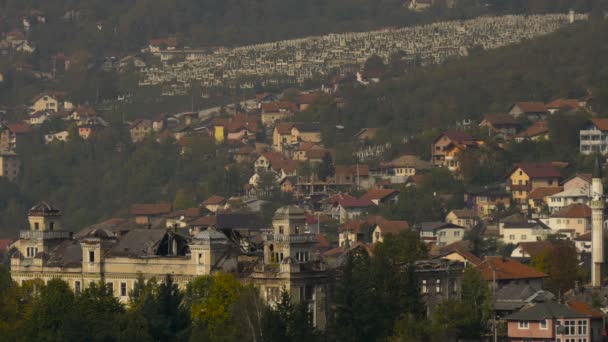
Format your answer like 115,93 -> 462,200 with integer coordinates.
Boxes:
421,280 -> 428,294
120,282 -> 127,297
106,282 -> 113,295
521,235 -> 527,240
89,251 -> 95,263
565,320 -> 575,335
75,281 -> 81,295
454,231 -> 460,237
509,235 -> 515,241
435,279 -> 441,293
578,320 -> 587,335
518,320 -> 529,329
540,319 -> 547,329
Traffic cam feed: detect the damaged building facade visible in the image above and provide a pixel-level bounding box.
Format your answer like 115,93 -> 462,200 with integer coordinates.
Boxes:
10,202 -> 238,302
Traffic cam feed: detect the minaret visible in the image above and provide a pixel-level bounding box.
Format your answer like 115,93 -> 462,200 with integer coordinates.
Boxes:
591,157 -> 604,287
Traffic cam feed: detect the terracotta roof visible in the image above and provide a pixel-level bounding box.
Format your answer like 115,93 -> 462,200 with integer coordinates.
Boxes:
338,198 -> 375,208
512,101 -> 547,113
551,203 -> 591,219
149,37 -> 177,47
567,300 -> 605,319
546,99 -> 580,110
360,188 -> 399,202
528,186 -> 563,200
4,122 -> 33,134
260,152 -> 297,173
376,220 -> 410,235
436,131 -> 473,144
261,101 -> 297,113
477,257 -> 547,281
0,238 -> 16,252
589,118 -> 608,132
574,231 -> 591,242
275,122 -> 294,135
508,163 -> 561,179
320,193 -> 355,205
130,203 -> 172,216
203,195 -> 226,205
480,114 -> 520,126
516,120 -> 549,138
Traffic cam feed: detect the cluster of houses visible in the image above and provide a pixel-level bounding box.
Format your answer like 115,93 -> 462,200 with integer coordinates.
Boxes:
138,13 -> 583,97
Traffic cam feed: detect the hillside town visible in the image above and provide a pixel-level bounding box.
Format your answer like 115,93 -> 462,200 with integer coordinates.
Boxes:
1,1 -> 608,340
2,78 -> 608,340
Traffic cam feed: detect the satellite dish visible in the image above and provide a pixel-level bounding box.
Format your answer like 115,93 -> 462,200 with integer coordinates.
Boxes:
179,215 -> 185,221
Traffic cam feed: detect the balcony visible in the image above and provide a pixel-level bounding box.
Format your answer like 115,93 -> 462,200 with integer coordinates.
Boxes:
264,234 -> 317,243
20,230 -> 72,240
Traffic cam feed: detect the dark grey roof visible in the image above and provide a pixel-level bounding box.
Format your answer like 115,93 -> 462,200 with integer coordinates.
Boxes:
75,218 -> 146,238
45,240 -> 82,268
418,222 -> 464,232
216,212 -> 264,230
495,283 -> 553,302
504,301 -> 588,321
108,229 -> 167,257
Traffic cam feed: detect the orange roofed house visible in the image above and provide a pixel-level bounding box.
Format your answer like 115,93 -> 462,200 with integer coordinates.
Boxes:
479,114 -> 521,140
272,122 -> 321,152
431,131 -> 479,172
508,102 -> 548,122
506,163 -> 562,206
130,203 -> 173,225
477,256 -> 546,290
580,118 -> 608,155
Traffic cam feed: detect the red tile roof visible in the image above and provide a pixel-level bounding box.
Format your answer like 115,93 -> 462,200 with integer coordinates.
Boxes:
315,234 -> 331,248
439,249 -> 483,266
261,101 -> 297,113
261,152 -> 297,173
338,198 -> 375,208
338,216 -> 386,233
567,300 -> 605,319
320,193 -> 356,205
4,122 -> 33,134
551,203 -> 591,219
528,187 -> 563,200
546,99 -> 580,110
590,118 -> 608,132
477,257 -> 547,281
275,122 -> 294,135
376,220 -> 410,235
512,101 -> 547,113
509,163 -> 561,179
203,195 -> 227,205
480,114 -> 519,126
130,203 -> 172,216
516,120 -> 549,138
437,131 -> 473,144
359,188 -> 399,202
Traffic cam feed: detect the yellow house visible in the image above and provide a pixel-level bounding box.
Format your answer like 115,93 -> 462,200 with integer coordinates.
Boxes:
29,92 -> 73,113
527,187 -> 562,213
272,122 -> 321,152
30,94 -> 59,113
214,125 -> 225,144
10,202 -> 238,302
505,163 -> 561,205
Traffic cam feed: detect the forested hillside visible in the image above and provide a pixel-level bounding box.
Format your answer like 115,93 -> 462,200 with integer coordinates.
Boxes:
313,18 -> 608,143
0,0 -> 600,54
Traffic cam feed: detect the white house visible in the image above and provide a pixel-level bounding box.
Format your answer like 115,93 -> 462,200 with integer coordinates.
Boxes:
502,221 -> 551,245
547,174 -> 591,212
418,222 -> 466,247
539,203 -> 591,237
